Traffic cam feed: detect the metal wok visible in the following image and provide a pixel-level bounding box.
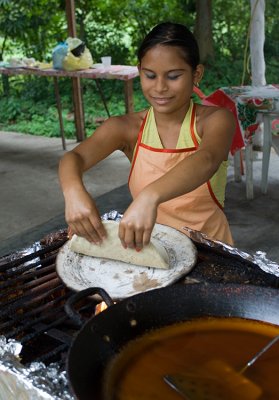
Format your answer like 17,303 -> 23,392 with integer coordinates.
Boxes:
65,283 -> 279,400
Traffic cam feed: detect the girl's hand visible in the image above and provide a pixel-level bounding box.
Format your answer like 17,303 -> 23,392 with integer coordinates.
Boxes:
65,189 -> 106,244
119,190 -> 158,251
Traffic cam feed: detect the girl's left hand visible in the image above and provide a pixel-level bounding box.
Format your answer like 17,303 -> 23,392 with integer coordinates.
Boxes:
119,191 -> 158,251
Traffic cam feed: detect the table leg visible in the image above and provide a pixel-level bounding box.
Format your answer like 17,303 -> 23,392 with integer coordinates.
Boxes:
245,142 -> 254,200
53,77 -> 66,150
124,80 -> 134,114
261,114 -> 272,194
233,150 -> 242,182
71,77 -> 85,142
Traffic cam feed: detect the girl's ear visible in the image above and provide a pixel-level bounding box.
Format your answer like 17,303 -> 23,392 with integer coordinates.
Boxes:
193,64 -> 204,86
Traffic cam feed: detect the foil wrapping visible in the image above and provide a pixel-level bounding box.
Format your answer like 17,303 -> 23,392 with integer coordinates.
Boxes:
101,209 -> 123,222
0,337 -> 73,400
102,211 -> 279,278
0,241 -> 42,270
184,227 -> 279,277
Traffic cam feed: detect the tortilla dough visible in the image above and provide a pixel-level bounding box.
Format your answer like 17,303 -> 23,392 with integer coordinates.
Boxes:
69,220 -> 170,269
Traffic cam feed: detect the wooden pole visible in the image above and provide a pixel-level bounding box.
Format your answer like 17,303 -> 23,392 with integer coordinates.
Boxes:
65,0 -> 85,141
124,80 -> 134,114
53,77 -> 67,150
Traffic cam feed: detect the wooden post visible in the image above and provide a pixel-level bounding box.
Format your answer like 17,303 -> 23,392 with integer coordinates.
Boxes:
53,77 -> 67,150
65,0 -> 85,141
124,80 -> 134,114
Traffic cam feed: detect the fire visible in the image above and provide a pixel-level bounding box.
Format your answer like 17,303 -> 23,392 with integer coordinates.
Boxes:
95,301 -> 108,315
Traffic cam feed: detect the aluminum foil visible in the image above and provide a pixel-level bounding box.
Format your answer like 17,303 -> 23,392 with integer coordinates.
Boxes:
0,241 -> 42,271
184,227 -> 279,277
0,337 -> 73,400
102,211 -> 279,278
101,209 -> 123,222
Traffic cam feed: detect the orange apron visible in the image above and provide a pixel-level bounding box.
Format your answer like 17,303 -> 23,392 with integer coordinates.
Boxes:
128,107 -> 233,245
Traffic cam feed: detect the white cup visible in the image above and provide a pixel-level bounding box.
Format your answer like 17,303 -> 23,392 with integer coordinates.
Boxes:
101,56 -> 112,68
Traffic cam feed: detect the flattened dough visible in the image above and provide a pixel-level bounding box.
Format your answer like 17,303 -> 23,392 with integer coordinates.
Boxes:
69,220 -> 170,269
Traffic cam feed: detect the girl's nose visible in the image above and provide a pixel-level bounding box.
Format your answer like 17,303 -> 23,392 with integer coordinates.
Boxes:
155,77 -> 168,92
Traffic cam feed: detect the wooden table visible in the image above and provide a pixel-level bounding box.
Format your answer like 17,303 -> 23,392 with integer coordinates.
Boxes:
0,65 -> 139,149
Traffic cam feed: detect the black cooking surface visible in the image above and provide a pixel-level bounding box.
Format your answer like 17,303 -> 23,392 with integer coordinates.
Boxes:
0,229 -> 278,391
189,242 -> 279,287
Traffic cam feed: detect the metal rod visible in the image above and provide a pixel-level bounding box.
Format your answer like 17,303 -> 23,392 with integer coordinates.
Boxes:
33,343 -> 69,364
0,240 -> 66,271
0,264 -> 57,290
0,270 -> 57,301
0,294 -> 69,333
0,283 -> 65,319
240,334 -> 279,374
94,79 -> 110,117
20,315 -> 69,344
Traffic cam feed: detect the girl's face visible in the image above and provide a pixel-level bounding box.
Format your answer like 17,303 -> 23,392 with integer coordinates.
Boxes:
139,45 -> 203,114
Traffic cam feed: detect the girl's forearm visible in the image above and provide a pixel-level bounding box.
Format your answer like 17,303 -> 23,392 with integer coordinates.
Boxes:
59,151 -> 86,197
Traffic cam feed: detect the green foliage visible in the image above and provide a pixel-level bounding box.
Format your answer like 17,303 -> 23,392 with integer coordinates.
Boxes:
2,97 -> 22,120
0,0 -> 65,61
0,0 -> 278,138
73,0 -> 197,65
0,76 -> 147,139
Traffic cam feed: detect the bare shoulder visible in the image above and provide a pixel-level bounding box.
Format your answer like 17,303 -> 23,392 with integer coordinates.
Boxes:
195,103 -> 235,136
195,103 -> 235,122
84,109 -> 147,160
102,109 -> 146,138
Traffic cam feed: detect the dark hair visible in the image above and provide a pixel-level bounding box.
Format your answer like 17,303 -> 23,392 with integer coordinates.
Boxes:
137,22 -> 200,70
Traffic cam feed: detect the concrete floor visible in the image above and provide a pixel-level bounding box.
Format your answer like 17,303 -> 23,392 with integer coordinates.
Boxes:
0,130 -> 279,263
0,131 -> 130,252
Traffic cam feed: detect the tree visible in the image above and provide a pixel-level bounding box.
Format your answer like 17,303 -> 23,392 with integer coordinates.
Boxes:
194,0 -> 214,63
0,0 -> 65,61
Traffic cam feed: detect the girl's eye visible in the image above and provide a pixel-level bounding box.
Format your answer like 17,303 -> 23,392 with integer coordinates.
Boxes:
143,72 -> 182,80
144,72 -> 156,79
168,74 -> 181,80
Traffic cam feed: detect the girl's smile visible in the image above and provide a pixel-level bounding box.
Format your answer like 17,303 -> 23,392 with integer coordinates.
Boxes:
151,96 -> 174,105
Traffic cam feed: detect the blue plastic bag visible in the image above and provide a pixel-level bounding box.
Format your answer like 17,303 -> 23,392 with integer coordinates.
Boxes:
52,42 -> 68,70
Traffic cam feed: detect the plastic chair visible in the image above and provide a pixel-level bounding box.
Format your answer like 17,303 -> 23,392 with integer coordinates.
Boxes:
256,111 -> 279,194
199,87 -> 279,199
236,110 -> 279,199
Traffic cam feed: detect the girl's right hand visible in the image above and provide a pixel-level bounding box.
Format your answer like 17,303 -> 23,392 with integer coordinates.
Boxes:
65,189 -> 107,244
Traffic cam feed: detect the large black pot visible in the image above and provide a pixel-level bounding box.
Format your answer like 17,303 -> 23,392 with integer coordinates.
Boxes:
65,283 -> 279,400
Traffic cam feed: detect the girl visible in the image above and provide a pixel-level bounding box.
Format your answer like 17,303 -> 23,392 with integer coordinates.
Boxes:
59,22 -> 235,250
